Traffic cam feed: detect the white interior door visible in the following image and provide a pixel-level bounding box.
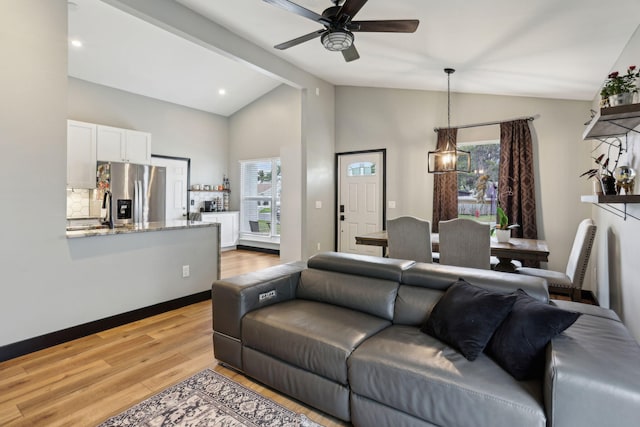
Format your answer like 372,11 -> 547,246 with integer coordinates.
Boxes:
338,152 -> 383,256
151,157 -> 188,220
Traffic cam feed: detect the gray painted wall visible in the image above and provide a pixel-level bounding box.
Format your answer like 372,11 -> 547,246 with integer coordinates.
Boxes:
336,84 -> 640,342
589,26 -> 640,342
105,0 -> 336,260
68,77 -> 228,186
336,86 -> 593,273
0,0 -> 218,348
228,84 -> 302,259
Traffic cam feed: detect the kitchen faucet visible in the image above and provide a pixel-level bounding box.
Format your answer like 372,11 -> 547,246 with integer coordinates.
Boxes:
102,190 -> 114,229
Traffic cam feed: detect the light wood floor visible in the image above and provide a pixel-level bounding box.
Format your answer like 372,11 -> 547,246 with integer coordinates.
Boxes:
0,250 -> 348,427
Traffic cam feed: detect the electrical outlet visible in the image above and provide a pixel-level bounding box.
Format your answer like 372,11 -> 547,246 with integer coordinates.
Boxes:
317,242 -> 321,250
182,265 -> 190,278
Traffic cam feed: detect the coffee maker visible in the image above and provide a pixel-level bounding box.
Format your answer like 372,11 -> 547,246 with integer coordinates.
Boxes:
204,200 -> 216,212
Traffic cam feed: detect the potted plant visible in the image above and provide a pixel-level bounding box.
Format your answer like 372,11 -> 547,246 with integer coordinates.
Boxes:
580,140 -> 624,195
494,206 -> 519,243
600,65 -> 639,107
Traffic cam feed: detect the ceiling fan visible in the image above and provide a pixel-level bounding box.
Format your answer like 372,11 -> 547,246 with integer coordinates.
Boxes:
263,0 -> 419,62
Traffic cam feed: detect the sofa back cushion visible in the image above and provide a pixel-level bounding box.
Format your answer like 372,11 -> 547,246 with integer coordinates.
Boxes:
394,262 -> 549,326
298,269 -> 399,320
393,285 -> 444,326
307,251 -> 414,281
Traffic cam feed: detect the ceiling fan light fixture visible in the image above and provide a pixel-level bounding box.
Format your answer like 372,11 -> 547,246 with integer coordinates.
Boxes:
321,30 -> 353,51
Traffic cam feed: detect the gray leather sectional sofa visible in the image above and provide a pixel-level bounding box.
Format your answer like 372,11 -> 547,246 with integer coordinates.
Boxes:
212,251 -> 640,426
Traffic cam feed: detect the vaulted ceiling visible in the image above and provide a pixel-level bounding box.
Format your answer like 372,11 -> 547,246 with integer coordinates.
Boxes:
68,0 -> 640,116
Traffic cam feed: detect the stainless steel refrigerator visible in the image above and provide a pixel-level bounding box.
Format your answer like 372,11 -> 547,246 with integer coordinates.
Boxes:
97,162 -> 166,226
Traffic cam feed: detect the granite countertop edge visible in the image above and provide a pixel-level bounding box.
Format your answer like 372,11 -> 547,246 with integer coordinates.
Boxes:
66,220 -> 217,239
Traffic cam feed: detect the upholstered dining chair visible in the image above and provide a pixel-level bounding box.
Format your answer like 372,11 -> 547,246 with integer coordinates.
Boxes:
517,218 -> 597,301
387,216 -> 432,263
439,218 -> 491,269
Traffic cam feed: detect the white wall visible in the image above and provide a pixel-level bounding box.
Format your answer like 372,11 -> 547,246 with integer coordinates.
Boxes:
0,0 -> 218,349
68,77 -> 228,186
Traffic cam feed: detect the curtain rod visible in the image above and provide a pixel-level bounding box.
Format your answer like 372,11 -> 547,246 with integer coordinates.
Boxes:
433,116 -> 535,132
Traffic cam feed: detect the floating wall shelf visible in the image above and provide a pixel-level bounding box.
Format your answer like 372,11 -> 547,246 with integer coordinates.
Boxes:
583,103 -> 640,139
581,194 -> 640,221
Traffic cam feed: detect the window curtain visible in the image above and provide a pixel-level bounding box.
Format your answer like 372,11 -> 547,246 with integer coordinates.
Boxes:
432,128 -> 458,232
498,119 -> 538,266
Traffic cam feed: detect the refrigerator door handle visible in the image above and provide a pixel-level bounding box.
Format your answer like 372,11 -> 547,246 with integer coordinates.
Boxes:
138,180 -> 143,223
135,180 -> 141,223
133,180 -> 137,223
138,178 -> 145,223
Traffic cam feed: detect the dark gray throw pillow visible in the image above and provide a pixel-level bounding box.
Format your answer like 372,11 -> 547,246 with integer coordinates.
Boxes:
421,279 -> 517,361
486,289 -> 581,380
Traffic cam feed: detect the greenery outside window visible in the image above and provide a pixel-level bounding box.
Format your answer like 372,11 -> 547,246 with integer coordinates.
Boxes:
457,140 -> 500,222
240,158 -> 281,238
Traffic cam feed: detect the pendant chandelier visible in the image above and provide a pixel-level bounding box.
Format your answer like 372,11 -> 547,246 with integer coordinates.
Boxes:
428,68 -> 471,174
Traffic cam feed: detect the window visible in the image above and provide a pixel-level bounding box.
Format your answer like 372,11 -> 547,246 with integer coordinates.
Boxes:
457,141 -> 500,222
347,161 -> 376,177
240,158 -> 281,238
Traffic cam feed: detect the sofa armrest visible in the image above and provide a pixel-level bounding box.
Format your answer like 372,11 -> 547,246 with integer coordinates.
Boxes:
212,261 -> 306,340
544,308 -> 640,427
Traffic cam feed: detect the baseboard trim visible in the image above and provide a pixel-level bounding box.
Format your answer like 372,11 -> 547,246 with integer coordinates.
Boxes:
236,245 -> 280,255
0,290 -> 211,363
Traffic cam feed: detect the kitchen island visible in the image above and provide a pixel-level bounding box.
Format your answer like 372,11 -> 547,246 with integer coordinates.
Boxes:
66,219 -> 217,238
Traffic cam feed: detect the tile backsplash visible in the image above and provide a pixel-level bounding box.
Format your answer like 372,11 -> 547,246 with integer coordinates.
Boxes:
66,189 -> 102,218
191,191 -> 228,212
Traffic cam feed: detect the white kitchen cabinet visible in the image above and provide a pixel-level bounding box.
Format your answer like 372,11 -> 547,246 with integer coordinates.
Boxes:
97,125 -> 152,164
201,211 -> 239,249
67,120 -> 97,189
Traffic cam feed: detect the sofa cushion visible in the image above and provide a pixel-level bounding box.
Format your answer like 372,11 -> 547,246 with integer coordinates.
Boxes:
421,279 -> 517,361
486,289 -> 580,380
349,325 -> 546,427
402,262 -> 549,302
298,268 -> 399,320
307,251 -> 414,281
242,300 -> 390,385
544,313 -> 640,427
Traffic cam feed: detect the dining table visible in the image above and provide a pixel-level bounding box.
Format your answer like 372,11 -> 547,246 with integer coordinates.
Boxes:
354,230 -> 549,273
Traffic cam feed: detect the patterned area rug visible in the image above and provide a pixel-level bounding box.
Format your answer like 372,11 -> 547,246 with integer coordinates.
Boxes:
99,369 -> 324,426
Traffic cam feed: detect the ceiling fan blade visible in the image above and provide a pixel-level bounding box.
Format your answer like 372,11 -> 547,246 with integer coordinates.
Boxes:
274,29 -> 325,50
342,44 -> 360,62
263,0 -> 329,25
338,0 -> 368,21
349,20 -> 420,33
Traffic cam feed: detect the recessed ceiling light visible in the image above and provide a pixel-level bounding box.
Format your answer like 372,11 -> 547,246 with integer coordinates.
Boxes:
218,89 -> 226,96
70,39 -> 83,48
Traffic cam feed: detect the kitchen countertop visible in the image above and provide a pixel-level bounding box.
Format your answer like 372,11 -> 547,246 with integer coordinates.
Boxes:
66,220 -> 217,239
